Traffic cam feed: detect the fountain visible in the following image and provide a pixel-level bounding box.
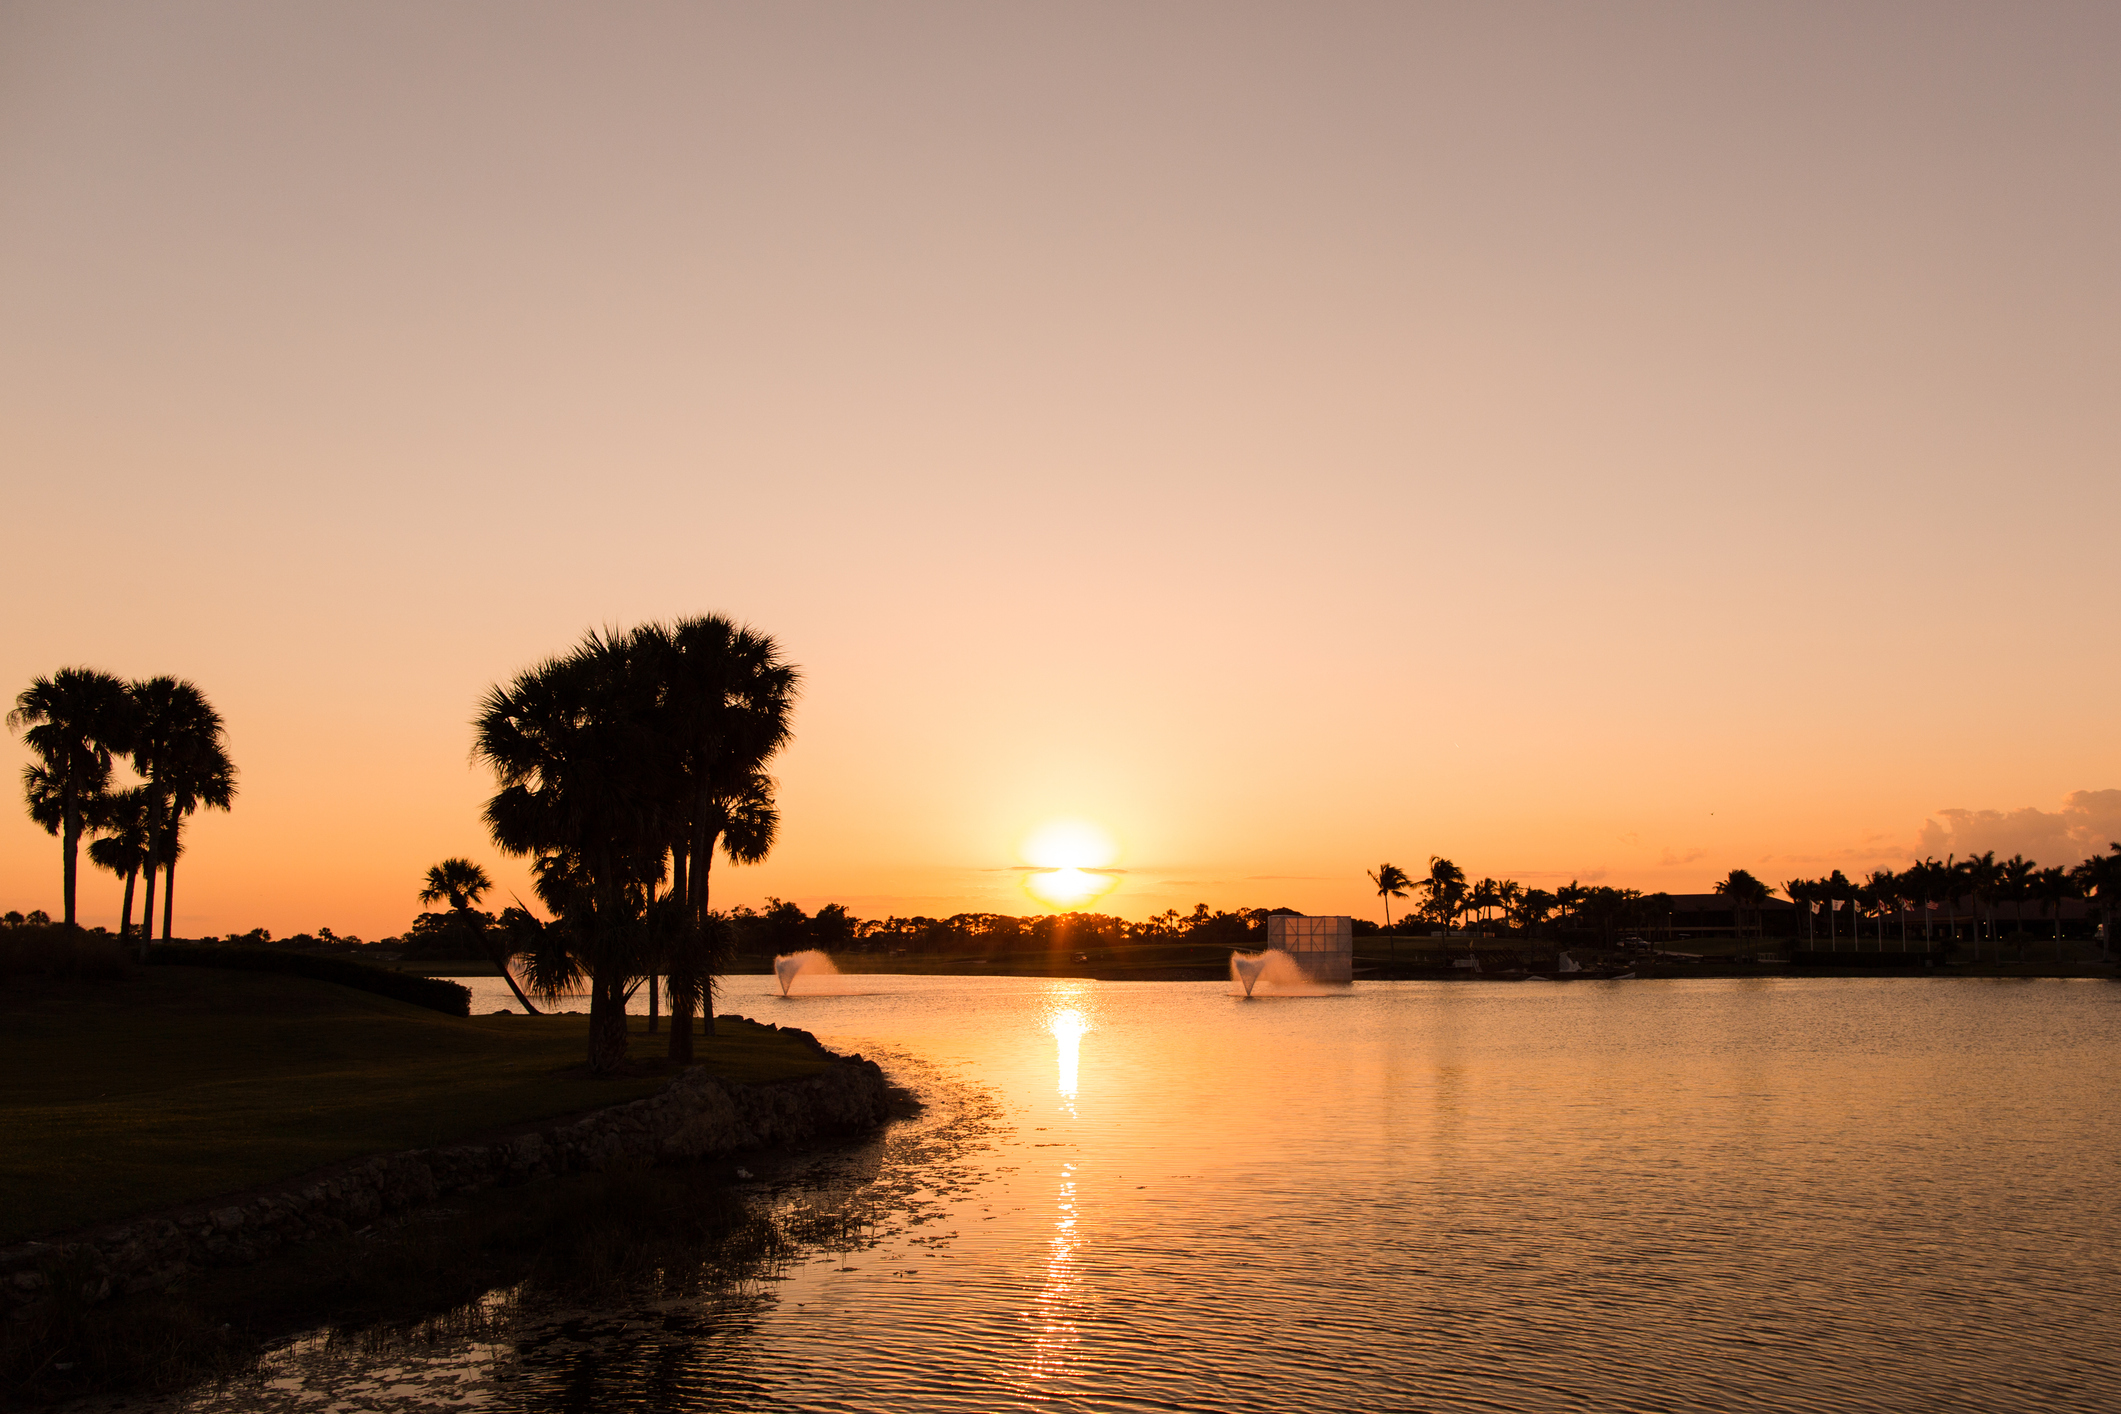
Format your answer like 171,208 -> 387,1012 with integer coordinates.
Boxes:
773,949 -> 841,997
1228,947 -> 1332,997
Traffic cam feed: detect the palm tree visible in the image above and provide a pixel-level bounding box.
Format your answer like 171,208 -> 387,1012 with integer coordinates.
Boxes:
156,733 -> 235,942
477,633 -> 673,1075
1712,868 -> 1772,943
1961,851 -> 2001,962
2031,866 -> 2076,959
87,787 -> 154,942
1421,856 -> 1467,930
9,668 -> 134,925
1783,877 -> 1815,945
1999,854 -> 2037,960
1467,878 -> 1504,931
1368,864 -> 1412,927
1867,869 -> 1906,950
2068,845 -> 2119,962
419,857 -> 545,1015
127,678 -> 233,954
646,615 -> 798,1062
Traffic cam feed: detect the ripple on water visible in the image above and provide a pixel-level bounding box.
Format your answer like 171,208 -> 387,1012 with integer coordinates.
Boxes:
131,976 -> 2121,1413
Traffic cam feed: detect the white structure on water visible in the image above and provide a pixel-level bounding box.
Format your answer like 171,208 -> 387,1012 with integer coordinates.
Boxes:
1265,914 -> 1354,983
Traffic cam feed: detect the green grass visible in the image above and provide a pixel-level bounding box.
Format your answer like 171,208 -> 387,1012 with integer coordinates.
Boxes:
0,967 -> 830,1245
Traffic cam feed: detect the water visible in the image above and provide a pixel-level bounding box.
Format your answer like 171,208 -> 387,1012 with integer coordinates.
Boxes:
179,976 -> 2121,1411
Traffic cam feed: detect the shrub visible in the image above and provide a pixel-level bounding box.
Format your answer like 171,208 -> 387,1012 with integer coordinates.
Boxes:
0,925 -> 127,981
146,945 -> 472,1016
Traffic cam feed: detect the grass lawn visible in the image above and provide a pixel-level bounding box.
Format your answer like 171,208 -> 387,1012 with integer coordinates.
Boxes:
0,966 -> 831,1245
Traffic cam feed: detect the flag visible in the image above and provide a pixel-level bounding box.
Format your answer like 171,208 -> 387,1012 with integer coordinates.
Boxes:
1926,901 -> 1939,910
1810,902 -> 1821,914
1831,899 -> 1844,911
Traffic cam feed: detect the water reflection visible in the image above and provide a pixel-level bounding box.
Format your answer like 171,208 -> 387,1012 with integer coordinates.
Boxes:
1017,1159 -> 1082,1392
1049,1007 -> 1088,1100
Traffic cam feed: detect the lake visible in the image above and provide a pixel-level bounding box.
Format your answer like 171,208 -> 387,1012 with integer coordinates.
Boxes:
166,975 -> 2121,1411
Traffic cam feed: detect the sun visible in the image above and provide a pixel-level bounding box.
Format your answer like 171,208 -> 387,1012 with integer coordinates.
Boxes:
1020,819 -> 1121,910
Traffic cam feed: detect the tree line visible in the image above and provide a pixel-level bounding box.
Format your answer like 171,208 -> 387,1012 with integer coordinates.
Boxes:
1368,857 -> 1678,939
8,669 -> 236,950
1778,849 -> 2121,956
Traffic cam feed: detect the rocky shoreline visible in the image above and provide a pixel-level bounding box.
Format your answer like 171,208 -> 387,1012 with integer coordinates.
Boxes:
1,1025 -> 892,1318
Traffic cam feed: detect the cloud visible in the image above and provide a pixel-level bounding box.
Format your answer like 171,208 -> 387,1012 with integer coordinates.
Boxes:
1915,789 -> 2121,866
1658,847 -> 1707,867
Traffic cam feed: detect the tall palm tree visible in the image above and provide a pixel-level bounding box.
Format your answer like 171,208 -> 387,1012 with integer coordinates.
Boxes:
419,857 -> 545,1014
477,633 -> 672,1074
9,668 -> 134,925
1368,863 -> 1412,927
127,678 -> 232,954
646,616 -> 798,1062
156,736 -> 235,942
87,787 -> 154,942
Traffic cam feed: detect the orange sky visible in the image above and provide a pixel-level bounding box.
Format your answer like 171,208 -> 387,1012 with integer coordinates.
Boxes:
4,3 -> 2118,938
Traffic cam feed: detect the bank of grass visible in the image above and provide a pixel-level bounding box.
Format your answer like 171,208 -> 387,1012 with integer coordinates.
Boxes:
4,1155 -> 860,1407
0,966 -> 830,1245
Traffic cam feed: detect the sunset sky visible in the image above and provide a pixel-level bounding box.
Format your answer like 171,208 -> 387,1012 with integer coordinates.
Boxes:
5,3 -> 2117,938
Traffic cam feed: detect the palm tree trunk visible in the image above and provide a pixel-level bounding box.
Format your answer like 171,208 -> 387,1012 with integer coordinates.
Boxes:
588,970 -> 630,1075
119,863 -> 138,942
162,849 -> 177,941
61,807 -> 82,926
476,927 -> 542,1014
136,858 -> 158,961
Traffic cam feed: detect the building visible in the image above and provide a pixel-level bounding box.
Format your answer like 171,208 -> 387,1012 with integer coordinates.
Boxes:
1266,913 -> 1353,983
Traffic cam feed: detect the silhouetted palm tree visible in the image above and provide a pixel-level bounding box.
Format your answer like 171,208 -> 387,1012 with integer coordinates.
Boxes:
127,678 -> 233,953
478,632 -> 672,1074
87,787 -> 154,942
155,735 -> 235,942
1421,856 -> 1466,929
646,616 -> 798,1061
2031,866 -> 2076,957
1999,854 -> 2037,960
419,857 -> 544,1014
1712,868 -> 1772,942
9,668 -> 134,925
1962,852 -> 2001,961
2071,844 -> 2120,961
1368,863 -> 1412,927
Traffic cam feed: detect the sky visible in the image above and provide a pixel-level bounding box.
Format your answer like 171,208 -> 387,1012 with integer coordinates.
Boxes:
4,2 -> 2118,938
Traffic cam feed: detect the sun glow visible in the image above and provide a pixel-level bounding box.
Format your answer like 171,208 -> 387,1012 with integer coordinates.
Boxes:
1020,819 -> 1121,911
1025,867 -> 1118,909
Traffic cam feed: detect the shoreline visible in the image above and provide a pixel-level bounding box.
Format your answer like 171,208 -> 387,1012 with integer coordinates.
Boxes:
0,1023 -> 894,1322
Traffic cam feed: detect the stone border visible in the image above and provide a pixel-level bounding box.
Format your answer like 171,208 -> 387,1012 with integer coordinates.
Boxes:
2,1025 -> 892,1315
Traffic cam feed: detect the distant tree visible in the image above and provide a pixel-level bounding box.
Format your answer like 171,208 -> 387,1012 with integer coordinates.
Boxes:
1511,888 -> 1556,936
1420,857 -> 1467,929
1367,863 -> 1412,927
1711,868 -> 1772,940
812,903 -> 857,950
9,668 -> 134,926
2031,866 -> 2077,957
1999,854 -> 2038,959
1555,880 -> 1588,933
1961,852 -> 2001,961
2071,844 -> 2121,961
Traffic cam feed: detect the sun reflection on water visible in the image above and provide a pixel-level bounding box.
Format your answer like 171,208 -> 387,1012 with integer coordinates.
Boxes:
1049,1007 -> 1088,1101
